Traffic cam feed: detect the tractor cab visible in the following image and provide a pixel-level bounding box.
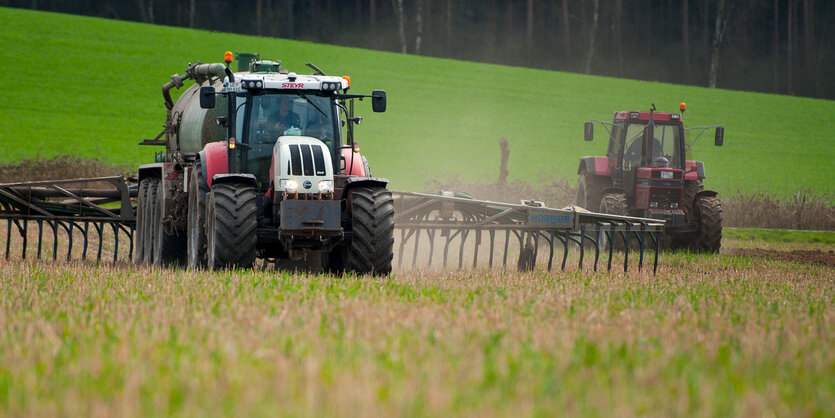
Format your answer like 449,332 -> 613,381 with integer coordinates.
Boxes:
578,104 -> 725,252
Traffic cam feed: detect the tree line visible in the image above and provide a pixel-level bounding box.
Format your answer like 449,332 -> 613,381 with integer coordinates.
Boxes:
6,0 -> 834,99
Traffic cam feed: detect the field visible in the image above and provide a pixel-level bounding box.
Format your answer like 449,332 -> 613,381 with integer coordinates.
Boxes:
1,7 -> 834,199
1,235 -> 833,416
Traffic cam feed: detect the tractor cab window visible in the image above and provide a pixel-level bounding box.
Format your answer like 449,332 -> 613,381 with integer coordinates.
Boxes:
242,92 -> 338,189
622,122 -> 683,169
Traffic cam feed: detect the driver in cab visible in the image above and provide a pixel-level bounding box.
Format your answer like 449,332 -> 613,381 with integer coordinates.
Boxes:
267,96 -> 300,135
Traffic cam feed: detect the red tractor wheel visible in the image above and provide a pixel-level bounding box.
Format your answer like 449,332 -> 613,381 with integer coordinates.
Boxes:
696,196 -> 722,253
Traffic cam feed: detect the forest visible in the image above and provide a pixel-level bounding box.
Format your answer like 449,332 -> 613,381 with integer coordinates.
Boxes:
4,0 -> 834,99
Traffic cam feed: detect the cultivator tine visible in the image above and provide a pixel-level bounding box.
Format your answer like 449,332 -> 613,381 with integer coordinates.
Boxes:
390,191 -> 666,274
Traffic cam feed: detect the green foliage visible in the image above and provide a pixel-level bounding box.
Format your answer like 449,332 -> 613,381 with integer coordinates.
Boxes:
1,7 -> 833,197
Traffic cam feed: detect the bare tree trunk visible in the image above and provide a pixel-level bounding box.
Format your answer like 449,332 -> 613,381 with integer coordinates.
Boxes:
393,0 -> 407,53
614,0 -> 623,76
286,0 -> 295,38
787,0 -> 793,94
772,0 -> 779,92
683,0 -> 690,83
414,0 -> 423,54
446,0 -> 452,56
370,0 -> 376,48
256,0 -> 263,36
487,0 -> 497,61
526,0 -> 534,53
708,0 -> 728,88
584,0 -> 600,74
189,0 -> 196,28
561,0 -> 571,67
147,0 -> 154,24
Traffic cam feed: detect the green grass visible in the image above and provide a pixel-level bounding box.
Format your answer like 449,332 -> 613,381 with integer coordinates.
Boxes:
725,227 -> 835,244
1,255 -> 832,416
1,7 -> 834,198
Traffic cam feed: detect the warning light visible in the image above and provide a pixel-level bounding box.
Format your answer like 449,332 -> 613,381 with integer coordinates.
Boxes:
342,76 -> 351,87
229,137 -> 236,149
353,141 -> 360,153
679,102 -> 686,113
224,51 -> 234,64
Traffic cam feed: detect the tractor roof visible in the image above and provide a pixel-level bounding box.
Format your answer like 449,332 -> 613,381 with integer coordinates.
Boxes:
233,71 -> 349,93
613,111 -> 683,123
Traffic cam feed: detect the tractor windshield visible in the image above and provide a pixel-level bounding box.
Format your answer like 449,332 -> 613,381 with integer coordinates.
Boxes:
238,91 -> 339,188
621,122 -> 683,169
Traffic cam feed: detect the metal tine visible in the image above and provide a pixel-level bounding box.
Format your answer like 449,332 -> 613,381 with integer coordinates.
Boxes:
95,222 -> 104,262
426,228 -> 436,267
51,221 -> 58,261
82,221 -> 89,260
4,218 -> 10,260
502,230 -> 511,268
410,228 -> 420,269
594,229 -> 601,272
127,224 -> 135,260
579,231 -> 586,270
471,230 -> 481,269
37,220 -> 43,259
607,229 -> 614,272
623,228 -> 630,273
653,232 -> 660,274
488,230 -> 495,269
457,229 -> 469,270
560,231 -> 570,271
547,231 -> 556,271
638,230 -> 646,271
111,223 -> 119,262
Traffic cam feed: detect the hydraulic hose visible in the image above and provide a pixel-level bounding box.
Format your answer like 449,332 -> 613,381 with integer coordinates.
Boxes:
162,62 -> 227,110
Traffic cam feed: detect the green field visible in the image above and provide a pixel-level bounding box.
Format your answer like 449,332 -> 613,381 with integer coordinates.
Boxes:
1,7 -> 834,198
1,249 -> 833,416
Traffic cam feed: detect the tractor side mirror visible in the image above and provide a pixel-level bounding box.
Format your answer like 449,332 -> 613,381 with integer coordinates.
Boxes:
371,90 -> 387,113
714,126 -> 724,146
584,122 -> 594,141
199,86 -> 216,109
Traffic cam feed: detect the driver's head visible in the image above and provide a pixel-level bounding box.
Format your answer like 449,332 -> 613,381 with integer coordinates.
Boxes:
278,96 -> 292,114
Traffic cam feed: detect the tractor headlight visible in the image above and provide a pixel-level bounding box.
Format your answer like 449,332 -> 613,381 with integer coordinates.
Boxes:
670,202 -> 679,209
317,179 -> 334,192
280,179 -> 299,191
650,201 -> 659,208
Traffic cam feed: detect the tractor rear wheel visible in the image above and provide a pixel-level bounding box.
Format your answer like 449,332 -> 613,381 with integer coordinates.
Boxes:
141,178 -> 159,265
598,192 -> 629,251
133,180 -> 150,265
345,187 -> 395,275
576,174 -> 607,211
206,182 -> 258,270
695,196 -> 722,253
187,163 -> 209,268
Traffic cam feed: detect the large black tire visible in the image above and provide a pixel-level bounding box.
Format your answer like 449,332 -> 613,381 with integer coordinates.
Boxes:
141,178 -> 159,265
695,196 -> 722,253
206,182 -> 258,270
683,180 -> 704,224
187,163 -> 209,268
145,178 -> 186,266
133,180 -> 150,265
599,192 -> 629,251
345,187 -> 395,275
575,173 -> 608,211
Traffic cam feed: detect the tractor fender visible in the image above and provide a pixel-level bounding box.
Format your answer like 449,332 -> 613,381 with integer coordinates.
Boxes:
341,148 -> 368,177
600,186 -> 625,197
578,156 -> 610,176
694,190 -> 718,200
339,177 -> 389,201
684,160 -> 706,181
199,141 -> 229,188
211,173 -> 258,188
137,163 -> 164,182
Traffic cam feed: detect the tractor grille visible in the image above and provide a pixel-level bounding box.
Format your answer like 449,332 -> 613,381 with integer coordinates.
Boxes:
288,144 -> 328,177
649,188 -> 682,209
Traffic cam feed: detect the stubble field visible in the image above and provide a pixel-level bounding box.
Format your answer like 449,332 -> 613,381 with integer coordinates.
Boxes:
1,239 -> 833,417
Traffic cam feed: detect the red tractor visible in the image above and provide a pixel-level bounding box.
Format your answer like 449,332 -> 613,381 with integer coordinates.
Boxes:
576,104 -> 724,252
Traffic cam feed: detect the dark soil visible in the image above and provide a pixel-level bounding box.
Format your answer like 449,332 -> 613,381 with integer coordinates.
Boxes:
725,248 -> 835,267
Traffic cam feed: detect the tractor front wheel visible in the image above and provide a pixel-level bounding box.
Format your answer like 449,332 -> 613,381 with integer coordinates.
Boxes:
206,182 -> 258,270
345,187 -> 395,275
695,196 -> 722,253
